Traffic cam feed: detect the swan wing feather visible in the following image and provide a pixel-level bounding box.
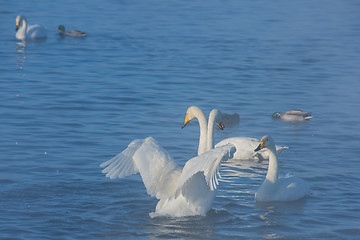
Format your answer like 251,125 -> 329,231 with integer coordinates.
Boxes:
132,137 -> 181,199
175,144 -> 235,197
100,139 -> 143,179
100,137 -> 181,200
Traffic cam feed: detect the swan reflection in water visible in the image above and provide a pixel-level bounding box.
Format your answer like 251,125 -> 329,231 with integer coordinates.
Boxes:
15,38 -> 46,70
15,41 -> 27,70
256,198 -> 307,239
148,214 -> 216,239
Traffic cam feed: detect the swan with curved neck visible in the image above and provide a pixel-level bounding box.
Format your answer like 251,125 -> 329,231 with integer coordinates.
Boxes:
254,136 -> 308,201
182,106 -> 209,155
183,106 -> 288,160
16,15 -> 47,40
207,109 -> 224,151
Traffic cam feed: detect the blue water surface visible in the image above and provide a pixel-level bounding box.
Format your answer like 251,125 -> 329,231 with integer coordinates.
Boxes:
1,0 -> 360,239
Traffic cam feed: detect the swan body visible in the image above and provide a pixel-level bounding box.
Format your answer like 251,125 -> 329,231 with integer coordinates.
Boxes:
215,137 -> 288,161
272,110 -> 312,123
100,137 -> 235,217
208,109 -> 288,161
57,25 -> 87,37
254,136 -> 309,202
16,15 -> 47,40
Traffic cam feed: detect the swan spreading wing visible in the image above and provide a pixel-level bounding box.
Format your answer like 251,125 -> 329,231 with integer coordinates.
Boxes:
100,139 -> 143,179
101,138 -> 235,199
175,144 -> 235,196
100,137 -> 181,199
100,137 -> 236,217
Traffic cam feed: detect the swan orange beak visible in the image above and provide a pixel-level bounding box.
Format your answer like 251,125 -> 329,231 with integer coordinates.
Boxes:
217,122 -> 224,130
182,114 -> 190,129
254,140 -> 265,152
16,22 -> 20,31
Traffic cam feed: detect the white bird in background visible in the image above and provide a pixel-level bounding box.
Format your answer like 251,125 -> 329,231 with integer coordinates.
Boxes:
272,110 -> 312,123
254,136 -> 309,202
182,106 -> 288,161
100,137 -> 235,218
15,15 -> 47,40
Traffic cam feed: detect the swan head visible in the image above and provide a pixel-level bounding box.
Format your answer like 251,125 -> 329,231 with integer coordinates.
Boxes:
182,106 -> 202,128
16,15 -> 25,31
209,109 -> 224,130
57,25 -> 65,32
254,136 -> 276,152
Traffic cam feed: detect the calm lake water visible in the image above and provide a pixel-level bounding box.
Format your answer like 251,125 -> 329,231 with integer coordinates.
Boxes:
1,0 -> 360,239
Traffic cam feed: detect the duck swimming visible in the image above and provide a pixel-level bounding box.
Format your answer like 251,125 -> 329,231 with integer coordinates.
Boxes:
56,25 -> 87,37
272,110 -> 312,123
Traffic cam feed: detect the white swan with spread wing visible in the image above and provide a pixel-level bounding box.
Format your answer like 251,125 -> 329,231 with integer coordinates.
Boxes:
100,137 -> 235,218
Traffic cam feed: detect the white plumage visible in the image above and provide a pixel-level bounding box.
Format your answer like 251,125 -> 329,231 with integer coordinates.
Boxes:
182,106 -> 288,161
100,137 -> 235,217
15,15 -> 47,40
215,137 -> 288,161
254,136 -> 309,202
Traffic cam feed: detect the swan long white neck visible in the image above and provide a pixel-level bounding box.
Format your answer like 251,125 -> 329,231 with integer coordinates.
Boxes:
22,17 -> 27,30
16,16 -> 27,40
207,118 -> 215,152
207,110 -> 218,152
265,147 -> 279,183
194,109 -> 208,156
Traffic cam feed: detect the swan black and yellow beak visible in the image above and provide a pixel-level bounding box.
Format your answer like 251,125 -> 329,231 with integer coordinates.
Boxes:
254,140 -> 266,152
182,114 -> 190,129
16,21 -> 20,31
217,122 -> 225,130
